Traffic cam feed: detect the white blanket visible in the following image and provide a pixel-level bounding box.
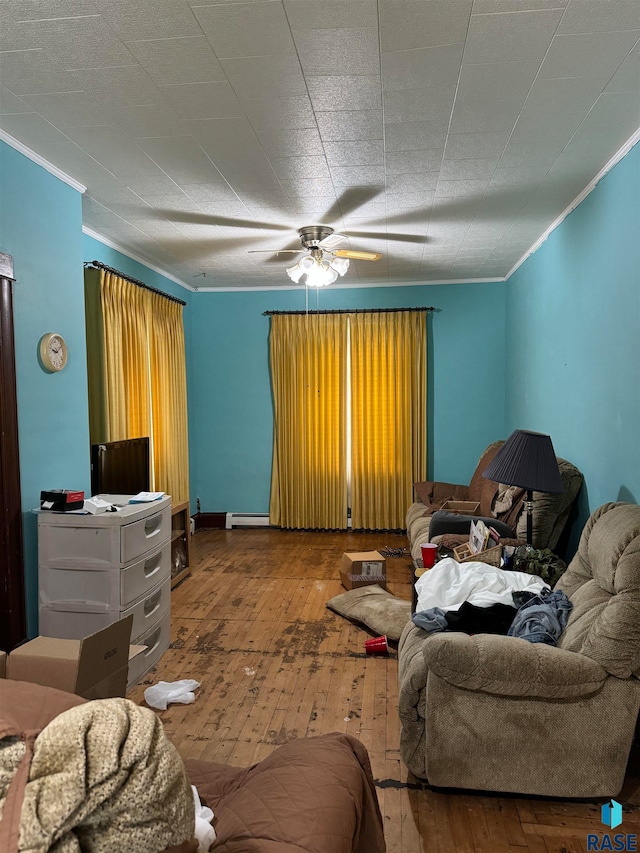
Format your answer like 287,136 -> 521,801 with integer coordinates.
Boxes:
415,558 -> 549,613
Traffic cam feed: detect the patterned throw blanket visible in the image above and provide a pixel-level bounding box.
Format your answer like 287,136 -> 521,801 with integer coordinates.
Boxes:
0,698 -> 195,853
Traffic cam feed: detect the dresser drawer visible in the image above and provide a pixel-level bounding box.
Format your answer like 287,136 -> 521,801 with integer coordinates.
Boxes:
128,608 -> 171,688
122,576 -> 171,641
120,544 -> 170,609
121,506 -> 170,563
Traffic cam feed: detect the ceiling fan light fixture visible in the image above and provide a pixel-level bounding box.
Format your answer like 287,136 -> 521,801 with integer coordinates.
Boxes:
329,256 -> 350,276
305,258 -> 334,287
286,262 -> 304,283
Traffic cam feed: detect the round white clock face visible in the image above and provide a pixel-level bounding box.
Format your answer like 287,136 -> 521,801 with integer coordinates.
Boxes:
40,333 -> 68,372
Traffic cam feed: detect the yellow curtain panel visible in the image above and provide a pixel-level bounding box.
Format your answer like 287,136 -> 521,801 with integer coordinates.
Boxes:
269,313 -> 348,529
349,311 -> 427,530
84,268 -> 189,504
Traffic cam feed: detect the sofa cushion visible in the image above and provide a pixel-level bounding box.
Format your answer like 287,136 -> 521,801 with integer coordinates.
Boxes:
422,632 -> 608,699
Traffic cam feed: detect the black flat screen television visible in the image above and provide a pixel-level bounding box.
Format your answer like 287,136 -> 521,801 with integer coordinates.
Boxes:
90,437 -> 150,497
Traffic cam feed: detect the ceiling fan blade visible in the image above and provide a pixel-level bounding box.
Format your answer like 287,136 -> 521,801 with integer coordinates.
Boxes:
153,209 -> 291,231
320,187 -> 383,225
333,249 -> 382,262
319,232 -> 347,249
347,230 -> 426,244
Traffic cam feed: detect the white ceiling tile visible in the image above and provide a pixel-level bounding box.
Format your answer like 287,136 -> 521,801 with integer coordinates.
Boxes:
385,150 -> 443,174
108,103 -> 190,139
489,165 -> 550,186
278,177 -> 337,199
17,16 -> 137,70
382,44 -> 464,92
524,76 -> 610,115
136,135 -> 226,184
20,90 -> 108,128
4,0 -> 100,19
294,27 -> 379,76
193,2 -> 295,58
440,158 -> 499,180
220,55 -> 307,99
510,105 -> 589,143
95,0 -> 203,40
271,155 -> 331,180
330,165 -> 386,185
456,61 -> 540,102
0,49 -> 78,95
383,123 -> 446,152
379,0 -> 471,52
471,0 -> 567,11
67,66 -> 162,107
436,178 -> 490,198
161,82 -> 244,120
497,141 -> 565,168
283,0 -> 378,29
605,43 -> 640,93
383,89 -> 454,126
256,126 -> 324,158
324,140 -> 384,167
0,85 -> 33,114
557,0 -> 640,34
306,76 -> 381,111
561,91 -> 640,162
241,95 -> 316,132
65,124 -> 169,179
316,110 -> 382,142
464,9 -> 563,64
126,37 -> 226,86
444,131 -> 511,159
449,98 -> 525,134
386,173 -> 438,193
539,31 -> 640,80
0,111 -> 76,151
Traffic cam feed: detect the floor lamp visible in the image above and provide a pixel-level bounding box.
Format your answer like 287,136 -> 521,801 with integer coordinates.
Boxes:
482,430 -> 564,547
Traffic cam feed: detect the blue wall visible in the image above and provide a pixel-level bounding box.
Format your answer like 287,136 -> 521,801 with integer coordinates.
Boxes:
0,142 -> 89,636
505,140 -> 640,549
189,281 -> 506,513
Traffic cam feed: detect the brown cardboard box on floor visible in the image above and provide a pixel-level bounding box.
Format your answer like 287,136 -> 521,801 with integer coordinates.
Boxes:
5,615 -> 146,699
339,550 -> 387,590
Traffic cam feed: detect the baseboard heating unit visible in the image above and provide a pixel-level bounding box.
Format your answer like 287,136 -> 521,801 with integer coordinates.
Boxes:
225,512 -> 271,529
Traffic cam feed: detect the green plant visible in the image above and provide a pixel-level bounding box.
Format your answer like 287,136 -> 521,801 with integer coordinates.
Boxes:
512,546 -> 566,587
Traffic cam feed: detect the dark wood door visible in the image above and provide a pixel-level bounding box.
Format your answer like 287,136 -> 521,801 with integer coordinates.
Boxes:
0,252 -> 27,650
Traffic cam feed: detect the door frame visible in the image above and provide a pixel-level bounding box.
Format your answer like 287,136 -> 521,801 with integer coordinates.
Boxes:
0,251 -> 27,650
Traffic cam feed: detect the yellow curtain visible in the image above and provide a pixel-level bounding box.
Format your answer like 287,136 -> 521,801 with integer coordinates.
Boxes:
148,291 -> 189,503
84,268 -> 189,504
269,313 -> 348,529
350,311 -> 427,530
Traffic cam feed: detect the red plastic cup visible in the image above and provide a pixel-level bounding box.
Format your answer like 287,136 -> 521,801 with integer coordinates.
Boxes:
421,542 -> 438,568
364,635 -> 389,655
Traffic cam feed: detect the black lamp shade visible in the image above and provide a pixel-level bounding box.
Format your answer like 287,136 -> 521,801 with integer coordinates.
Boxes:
482,430 -> 564,494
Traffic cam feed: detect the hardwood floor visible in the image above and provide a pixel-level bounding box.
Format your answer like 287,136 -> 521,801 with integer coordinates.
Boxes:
128,527 -> 640,852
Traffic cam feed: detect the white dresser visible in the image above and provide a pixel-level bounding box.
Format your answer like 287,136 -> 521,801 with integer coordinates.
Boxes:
37,495 -> 172,687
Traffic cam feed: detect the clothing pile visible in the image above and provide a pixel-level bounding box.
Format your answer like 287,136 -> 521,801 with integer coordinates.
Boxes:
412,557 -> 572,645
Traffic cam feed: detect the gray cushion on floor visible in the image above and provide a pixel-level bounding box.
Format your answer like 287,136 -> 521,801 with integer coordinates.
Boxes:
326,586 -> 412,642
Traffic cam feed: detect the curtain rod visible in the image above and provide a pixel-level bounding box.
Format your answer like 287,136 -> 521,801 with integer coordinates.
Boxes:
263,307 -> 435,316
84,261 -> 187,306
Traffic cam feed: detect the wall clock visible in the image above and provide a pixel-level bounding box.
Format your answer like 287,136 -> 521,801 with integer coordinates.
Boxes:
39,332 -> 68,372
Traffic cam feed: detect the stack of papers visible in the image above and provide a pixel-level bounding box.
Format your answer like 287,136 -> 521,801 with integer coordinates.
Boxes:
128,491 -> 165,503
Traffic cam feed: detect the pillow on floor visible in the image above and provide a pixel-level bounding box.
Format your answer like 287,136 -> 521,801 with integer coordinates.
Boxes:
326,586 -> 412,642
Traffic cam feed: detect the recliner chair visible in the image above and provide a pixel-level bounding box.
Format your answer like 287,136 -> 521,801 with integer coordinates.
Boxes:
398,502 -> 640,798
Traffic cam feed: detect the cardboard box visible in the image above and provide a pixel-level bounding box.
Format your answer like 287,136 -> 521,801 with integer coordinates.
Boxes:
339,550 -> 387,590
440,500 -> 480,516
5,615 -> 146,699
0,650 -> 6,679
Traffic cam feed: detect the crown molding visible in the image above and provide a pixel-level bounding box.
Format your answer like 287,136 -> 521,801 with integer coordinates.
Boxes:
0,128 -> 86,193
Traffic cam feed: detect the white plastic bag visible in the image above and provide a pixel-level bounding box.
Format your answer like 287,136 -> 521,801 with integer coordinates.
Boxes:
192,785 -> 216,852
143,679 -> 201,710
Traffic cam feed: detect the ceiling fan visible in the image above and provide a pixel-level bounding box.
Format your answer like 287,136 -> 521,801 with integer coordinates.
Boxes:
249,224 -> 382,286
152,188 -> 426,284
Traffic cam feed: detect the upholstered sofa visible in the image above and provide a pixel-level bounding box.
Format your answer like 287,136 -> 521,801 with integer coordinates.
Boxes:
406,440 -> 583,566
0,679 -> 386,853
398,502 -> 640,798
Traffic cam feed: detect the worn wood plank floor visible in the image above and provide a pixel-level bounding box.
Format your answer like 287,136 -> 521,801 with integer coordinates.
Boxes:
127,528 -> 640,852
